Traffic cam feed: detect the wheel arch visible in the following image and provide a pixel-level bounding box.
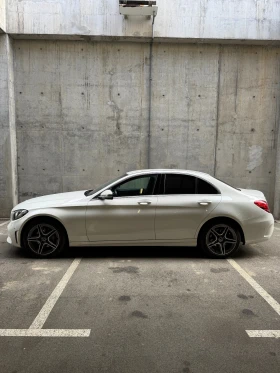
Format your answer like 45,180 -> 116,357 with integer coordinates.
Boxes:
20,215 -> 69,248
197,217 -> 245,244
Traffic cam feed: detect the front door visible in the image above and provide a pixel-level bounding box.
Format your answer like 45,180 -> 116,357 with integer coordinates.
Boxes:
86,174 -> 158,242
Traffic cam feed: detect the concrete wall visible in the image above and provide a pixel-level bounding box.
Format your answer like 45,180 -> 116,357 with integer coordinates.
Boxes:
6,0 -> 280,41
215,46 -> 279,206
0,0 -> 6,33
150,44 -> 280,207
150,44 -> 219,174
0,0 -> 6,31
14,40 -> 150,199
0,34 -> 16,218
12,40 -> 280,213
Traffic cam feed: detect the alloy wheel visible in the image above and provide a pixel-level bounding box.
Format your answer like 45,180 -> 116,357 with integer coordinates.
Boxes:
27,223 -> 60,256
205,224 -> 237,256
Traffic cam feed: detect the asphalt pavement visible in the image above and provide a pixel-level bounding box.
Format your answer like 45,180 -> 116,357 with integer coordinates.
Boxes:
0,219 -> 280,373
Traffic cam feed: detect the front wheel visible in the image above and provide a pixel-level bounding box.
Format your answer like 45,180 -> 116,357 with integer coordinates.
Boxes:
22,218 -> 67,258
198,222 -> 241,258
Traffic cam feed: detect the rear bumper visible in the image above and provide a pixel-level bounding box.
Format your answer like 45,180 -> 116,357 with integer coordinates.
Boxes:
243,213 -> 274,244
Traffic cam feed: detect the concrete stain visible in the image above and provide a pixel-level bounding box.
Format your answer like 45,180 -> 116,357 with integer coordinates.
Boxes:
242,309 -> 257,317
246,145 -> 263,171
269,352 -> 276,356
183,361 -> 191,373
210,268 -> 230,273
130,310 -> 148,319
110,266 -> 139,274
1,281 -> 19,291
118,295 -> 131,302
20,192 -> 40,198
238,294 -> 248,299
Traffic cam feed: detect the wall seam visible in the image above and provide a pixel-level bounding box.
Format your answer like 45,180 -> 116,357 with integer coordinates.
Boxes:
147,15 -> 155,169
6,35 -> 18,208
213,45 -> 222,177
273,53 -> 280,219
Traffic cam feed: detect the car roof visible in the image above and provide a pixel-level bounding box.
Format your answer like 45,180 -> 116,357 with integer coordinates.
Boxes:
126,169 -> 210,177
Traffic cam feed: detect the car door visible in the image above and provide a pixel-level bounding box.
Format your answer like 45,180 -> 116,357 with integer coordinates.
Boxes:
155,173 -> 222,240
86,174 -> 159,242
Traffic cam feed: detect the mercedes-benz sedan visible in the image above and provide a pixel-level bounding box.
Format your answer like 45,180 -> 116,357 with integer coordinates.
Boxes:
7,169 -> 274,258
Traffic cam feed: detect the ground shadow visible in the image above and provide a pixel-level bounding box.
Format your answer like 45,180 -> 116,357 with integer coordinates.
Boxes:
62,243 -> 259,260
2,242 -> 260,260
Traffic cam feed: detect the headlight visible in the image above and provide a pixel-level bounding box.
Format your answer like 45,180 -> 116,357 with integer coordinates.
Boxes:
11,209 -> 28,221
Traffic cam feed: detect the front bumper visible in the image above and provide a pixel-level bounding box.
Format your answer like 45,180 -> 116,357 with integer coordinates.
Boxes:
7,219 -> 24,247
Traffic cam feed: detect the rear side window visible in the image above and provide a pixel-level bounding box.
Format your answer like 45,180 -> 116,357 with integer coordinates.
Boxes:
164,174 -> 196,194
197,178 -> 219,194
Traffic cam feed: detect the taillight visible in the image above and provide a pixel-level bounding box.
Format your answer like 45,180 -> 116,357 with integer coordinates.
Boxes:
254,200 -> 271,213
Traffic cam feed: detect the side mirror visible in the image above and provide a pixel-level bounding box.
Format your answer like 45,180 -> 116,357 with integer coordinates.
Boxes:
98,189 -> 113,200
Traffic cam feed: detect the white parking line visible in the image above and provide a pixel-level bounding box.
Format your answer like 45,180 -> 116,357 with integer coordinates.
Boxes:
0,258 -> 91,337
246,330 -> 280,338
228,259 -> 280,338
228,259 -> 280,316
0,221 -> 9,227
30,258 -> 82,329
0,329 -> 91,337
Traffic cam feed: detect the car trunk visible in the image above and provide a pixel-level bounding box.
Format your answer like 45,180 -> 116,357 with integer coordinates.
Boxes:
238,188 -> 266,200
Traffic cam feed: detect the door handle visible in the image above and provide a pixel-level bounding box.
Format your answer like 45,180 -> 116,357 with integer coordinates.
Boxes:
138,201 -> 151,205
198,201 -> 212,206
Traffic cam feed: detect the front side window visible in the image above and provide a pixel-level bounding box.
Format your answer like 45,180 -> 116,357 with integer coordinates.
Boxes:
164,174 -> 196,194
112,175 -> 158,197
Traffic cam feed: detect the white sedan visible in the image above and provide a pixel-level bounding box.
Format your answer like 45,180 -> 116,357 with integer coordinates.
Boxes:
7,169 -> 274,259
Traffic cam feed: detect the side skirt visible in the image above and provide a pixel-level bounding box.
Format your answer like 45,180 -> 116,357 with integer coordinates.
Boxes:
69,239 -> 197,247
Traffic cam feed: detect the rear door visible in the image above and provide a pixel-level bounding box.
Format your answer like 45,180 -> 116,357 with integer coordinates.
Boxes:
155,173 -> 222,240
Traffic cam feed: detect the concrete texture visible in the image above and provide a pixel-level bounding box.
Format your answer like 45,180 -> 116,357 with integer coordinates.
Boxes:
0,0 -> 6,32
215,46 -> 280,206
5,0 -> 280,42
1,2 -> 280,217
14,40 -> 150,200
1,220 -> 280,372
150,44 -> 220,174
0,35 -> 16,218
2,40 -> 278,213
0,37 -> 279,216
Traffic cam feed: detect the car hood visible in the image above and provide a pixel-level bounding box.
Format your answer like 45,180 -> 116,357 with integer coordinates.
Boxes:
13,190 -> 88,211
238,188 -> 266,200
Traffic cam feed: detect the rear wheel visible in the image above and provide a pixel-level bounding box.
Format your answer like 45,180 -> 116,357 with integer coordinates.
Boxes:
198,222 -> 241,258
22,218 -> 67,258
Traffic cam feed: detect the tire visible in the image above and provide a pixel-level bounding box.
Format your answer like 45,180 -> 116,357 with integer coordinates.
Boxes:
198,221 -> 241,259
22,218 -> 67,258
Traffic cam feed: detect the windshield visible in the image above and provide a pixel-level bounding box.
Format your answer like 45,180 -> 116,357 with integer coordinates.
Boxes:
84,174 -> 127,196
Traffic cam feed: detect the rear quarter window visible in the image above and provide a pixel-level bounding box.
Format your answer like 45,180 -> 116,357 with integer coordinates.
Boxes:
197,178 -> 219,194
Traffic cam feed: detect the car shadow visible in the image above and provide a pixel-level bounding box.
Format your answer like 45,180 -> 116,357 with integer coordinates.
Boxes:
5,243 -> 260,260
59,243 -> 259,260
